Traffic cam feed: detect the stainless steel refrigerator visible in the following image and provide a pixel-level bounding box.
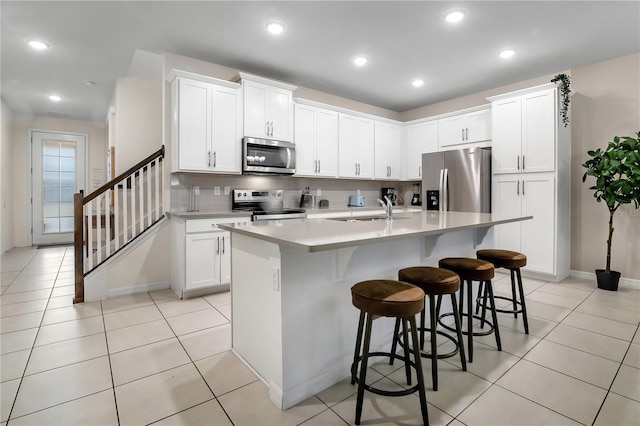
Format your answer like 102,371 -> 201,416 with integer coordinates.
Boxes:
421,147 -> 491,213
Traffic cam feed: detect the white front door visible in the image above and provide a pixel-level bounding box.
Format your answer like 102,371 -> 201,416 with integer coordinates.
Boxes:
31,131 -> 86,245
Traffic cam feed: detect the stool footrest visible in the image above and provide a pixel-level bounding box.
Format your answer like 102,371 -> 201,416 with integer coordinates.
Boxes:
395,328 -> 461,360
480,295 -> 524,315
438,312 -> 496,337
351,351 -> 421,397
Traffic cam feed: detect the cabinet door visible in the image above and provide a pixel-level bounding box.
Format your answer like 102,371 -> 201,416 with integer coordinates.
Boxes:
522,89 -> 556,173
466,109 -> 491,143
185,233 -> 219,289
438,115 -> 465,147
294,104 -> 317,176
178,78 -> 211,171
338,114 -> 357,178
492,174 -> 522,252
269,87 -> 294,141
243,80 -> 269,138
211,85 -> 242,173
374,122 -> 401,179
406,121 -> 438,180
219,232 -> 231,284
521,174 -> 556,274
492,97 -> 522,174
354,117 -> 375,179
315,108 -> 338,177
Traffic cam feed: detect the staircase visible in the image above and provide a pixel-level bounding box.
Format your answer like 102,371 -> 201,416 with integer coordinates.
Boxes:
73,146 -> 165,303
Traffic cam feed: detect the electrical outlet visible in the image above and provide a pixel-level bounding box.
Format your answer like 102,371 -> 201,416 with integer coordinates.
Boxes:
316,188 -> 322,196
224,186 -> 230,195
214,186 -> 221,195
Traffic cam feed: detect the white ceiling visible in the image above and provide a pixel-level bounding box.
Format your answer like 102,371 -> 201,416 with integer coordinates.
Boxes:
2,1 -> 639,123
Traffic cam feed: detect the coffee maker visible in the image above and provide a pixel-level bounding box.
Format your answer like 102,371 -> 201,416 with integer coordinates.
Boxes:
411,183 -> 422,206
381,188 -> 397,205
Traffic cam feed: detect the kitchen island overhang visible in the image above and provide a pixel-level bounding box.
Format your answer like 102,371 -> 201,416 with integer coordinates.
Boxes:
219,211 -> 532,410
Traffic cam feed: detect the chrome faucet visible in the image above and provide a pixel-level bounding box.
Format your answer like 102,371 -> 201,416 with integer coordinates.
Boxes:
377,196 -> 394,221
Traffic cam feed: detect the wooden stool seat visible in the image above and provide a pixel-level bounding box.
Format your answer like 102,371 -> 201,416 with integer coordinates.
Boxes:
438,257 -> 495,281
477,249 -> 527,269
350,280 -> 429,425
392,267 -> 467,391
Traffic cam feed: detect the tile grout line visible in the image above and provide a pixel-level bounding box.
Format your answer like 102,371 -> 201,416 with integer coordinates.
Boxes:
100,296 -> 122,426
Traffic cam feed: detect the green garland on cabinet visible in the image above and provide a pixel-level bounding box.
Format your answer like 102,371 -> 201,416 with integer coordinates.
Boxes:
551,73 -> 571,127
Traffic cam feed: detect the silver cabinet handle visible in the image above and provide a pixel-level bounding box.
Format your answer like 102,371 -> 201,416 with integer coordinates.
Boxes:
318,160 -> 321,173
461,128 -> 464,141
522,179 -> 525,195
314,160 -> 318,173
358,163 -> 361,175
266,121 -> 269,136
419,166 -> 421,177
517,155 -> 520,170
213,151 -> 217,168
208,150 -> 211,168
222,236 -> 225,254
517,180 -> 520,195
216,236 -> 220,254
270,121 -> 274,136
522,155 -> 525,171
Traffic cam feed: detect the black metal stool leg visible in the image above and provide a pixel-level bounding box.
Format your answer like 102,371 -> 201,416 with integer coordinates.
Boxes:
516,268 -> 529,334
408,316 -> 430,426
480,281 -> 489,328
429,295 -> 438,391
486,281 -> 502,351
466,279 -> 473,363
389,318 -> 401,365
474,280 -> 484,314
420,306 -> 426,350
355,313 -> 373,425
450,293 -> 467,371
510,269 -> 518,318
401,317 -> 412,386
352,310 -> 366,384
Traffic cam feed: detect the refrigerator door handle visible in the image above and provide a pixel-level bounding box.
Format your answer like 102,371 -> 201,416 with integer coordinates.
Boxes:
439,168 -> 445,212
443,168 -> 449,211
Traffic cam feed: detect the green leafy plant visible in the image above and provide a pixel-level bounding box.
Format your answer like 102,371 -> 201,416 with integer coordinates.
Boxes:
551,73 -> 571,127
582,132 -> 640,273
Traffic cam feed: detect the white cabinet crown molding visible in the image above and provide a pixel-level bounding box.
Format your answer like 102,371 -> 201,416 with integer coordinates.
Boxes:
486,83 -> 557,103
293,97 -> 403,126
404,104 -> 491,126
236,72 -> 298,91
166,69 -> 241,89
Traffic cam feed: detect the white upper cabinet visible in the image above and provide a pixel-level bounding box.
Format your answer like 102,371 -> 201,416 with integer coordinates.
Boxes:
438,108 -> 491,148
374,121 -> 402,180
491,87 -> 556,174
240,73 -> 296,142
405,120 -> 438,180
338,113 -> 374,179
171,74 -> 242,174
294,104 -> 338,177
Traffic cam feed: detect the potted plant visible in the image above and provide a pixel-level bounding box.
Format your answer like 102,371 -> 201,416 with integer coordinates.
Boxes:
582,131 -> 640,290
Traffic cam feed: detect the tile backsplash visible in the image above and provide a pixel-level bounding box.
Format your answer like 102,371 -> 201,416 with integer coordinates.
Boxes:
170,173 -> 420,212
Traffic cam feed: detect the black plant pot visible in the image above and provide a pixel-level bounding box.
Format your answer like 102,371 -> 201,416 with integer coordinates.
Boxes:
595,269 -> 621,291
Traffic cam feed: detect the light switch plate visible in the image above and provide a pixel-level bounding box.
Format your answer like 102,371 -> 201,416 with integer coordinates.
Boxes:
214,186 -> 221,195
224,186 -> 230,195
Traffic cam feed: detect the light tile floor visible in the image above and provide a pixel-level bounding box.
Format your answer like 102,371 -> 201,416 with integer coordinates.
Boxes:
1,246 -> 639,425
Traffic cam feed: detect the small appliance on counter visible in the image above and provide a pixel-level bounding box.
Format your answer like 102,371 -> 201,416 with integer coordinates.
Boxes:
348,195 -> 365,207
411,183 -> 422,206
381,188 -> 397,206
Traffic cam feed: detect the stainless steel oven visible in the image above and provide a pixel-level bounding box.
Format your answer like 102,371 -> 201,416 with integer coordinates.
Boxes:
243,137 -> 296,175
232,189 -> 306,221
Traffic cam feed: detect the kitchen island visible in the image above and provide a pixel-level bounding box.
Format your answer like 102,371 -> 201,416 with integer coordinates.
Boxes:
219,210 -> 531,410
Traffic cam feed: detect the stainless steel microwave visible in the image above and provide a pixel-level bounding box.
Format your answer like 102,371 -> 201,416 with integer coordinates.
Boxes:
243,137 -> 296,175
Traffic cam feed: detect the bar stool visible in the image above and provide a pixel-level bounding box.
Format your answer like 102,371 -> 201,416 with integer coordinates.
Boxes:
351,280 -> 429,426
389,267 -> 466,391
476,249 -> 529,334
438,258 -> 501,363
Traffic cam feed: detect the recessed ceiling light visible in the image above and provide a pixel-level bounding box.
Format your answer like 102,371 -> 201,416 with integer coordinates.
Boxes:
49,95 -> 62,102
84,80 -> 96,87
266,21 -> 285,34
499,49 -> 516,59
412,79 -> 425,88
445,10 -> 466,23
28,39 -> 49,50
353,56 -> 368,66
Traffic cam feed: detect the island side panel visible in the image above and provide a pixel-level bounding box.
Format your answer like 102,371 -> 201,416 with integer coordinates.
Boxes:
230,233 -> 284,406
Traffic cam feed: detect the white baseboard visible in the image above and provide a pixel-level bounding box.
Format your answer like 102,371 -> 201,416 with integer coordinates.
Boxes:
108,281 -> 171,299
571,269 -> 640,291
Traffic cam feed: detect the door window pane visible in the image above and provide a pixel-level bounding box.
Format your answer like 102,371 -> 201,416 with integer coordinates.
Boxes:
44,156 -> 60,172
60,142 -> 75,157
59,217 -> 74,233
60,157 -> 75,172
43,140 -> 60,156
40,140 -> 77,235
43,218 -> 60,234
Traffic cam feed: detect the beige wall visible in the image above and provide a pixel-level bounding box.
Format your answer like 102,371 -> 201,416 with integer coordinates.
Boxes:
571,52 -> 640,280
1,100 -> 14,252
10,115 -> 106,247
112,76 -> 162,173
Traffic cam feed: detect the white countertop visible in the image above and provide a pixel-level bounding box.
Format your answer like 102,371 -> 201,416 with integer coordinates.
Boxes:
219,210 -> 532,252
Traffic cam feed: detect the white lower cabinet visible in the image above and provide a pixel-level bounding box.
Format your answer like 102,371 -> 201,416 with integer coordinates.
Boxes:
493,173 -> 556,276
171,216 -> 250,298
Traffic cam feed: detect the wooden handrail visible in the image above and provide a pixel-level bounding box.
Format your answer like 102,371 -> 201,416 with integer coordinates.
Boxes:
84,145 -> 164,204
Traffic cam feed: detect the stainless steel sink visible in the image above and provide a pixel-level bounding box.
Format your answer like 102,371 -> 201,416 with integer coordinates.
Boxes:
328,215 -> 408,222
